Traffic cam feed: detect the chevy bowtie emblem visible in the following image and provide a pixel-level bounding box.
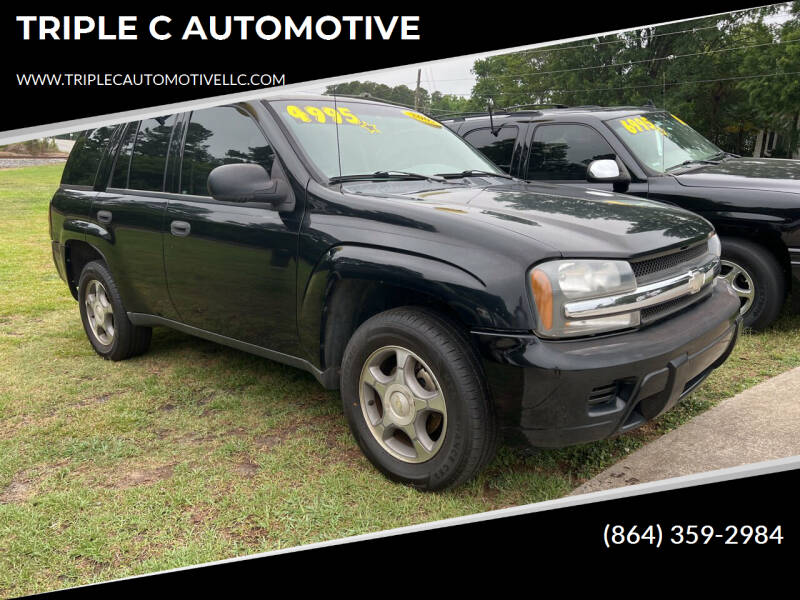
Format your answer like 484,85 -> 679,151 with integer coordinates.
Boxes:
688,269 -> 704,294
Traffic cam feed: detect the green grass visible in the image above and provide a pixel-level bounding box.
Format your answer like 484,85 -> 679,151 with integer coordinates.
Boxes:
1,164 -> 799,595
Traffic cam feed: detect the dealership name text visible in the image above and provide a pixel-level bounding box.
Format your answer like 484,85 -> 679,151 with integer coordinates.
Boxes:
15,15 -> 421,41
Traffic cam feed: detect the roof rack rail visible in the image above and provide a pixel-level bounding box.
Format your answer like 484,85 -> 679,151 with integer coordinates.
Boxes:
499,103 -> 569,111
325,92 -> 422,112
437,110 -> 514,121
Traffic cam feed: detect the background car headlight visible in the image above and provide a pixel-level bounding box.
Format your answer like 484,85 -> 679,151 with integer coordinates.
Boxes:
708,233 -> 721,258
529,259 -> 638,338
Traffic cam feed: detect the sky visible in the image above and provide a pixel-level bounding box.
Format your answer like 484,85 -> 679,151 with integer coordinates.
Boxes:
293,3 -> 794,100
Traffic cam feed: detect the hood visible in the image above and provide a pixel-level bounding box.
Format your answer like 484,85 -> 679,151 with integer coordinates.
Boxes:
674,157 -> 800,194
390,180 -> 713,258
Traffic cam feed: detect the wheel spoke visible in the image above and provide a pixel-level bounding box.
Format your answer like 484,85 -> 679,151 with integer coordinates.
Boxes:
424,391 -> 446,414
722,265 -> 742,283
104,315 -> 115,338
363,366 -> 389,398
90,315 -> 100,337
732,283 -> 753,298
394,347 -> 411,371
398,423 -> 434,461
393,348 -> 413,386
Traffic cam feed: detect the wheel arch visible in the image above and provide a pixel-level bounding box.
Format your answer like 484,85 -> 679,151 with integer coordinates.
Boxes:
712,222 -> 791,294
64,240 -> 108,300
298,245 -> 504,375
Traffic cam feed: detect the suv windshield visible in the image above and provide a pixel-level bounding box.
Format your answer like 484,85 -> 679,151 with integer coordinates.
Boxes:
605,112 -> 723,173
270,99 -> 503,180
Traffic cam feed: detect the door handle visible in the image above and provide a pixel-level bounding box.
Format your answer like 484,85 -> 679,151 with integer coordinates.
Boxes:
97,210 -> 112,224
170,220 -> 191,237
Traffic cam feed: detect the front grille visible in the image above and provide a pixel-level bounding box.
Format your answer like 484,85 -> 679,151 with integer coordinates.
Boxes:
631,242 -> 708,284
640,285 -> 712,325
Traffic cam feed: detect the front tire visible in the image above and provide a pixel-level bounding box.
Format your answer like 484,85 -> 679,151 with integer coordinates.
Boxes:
78,261 -> 152,360
719,237 -> 785,330
340,307 -> 498,491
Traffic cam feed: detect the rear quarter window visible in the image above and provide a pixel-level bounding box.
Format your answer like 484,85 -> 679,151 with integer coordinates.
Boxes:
61,127 -> 117,187
128,115 -> 176,191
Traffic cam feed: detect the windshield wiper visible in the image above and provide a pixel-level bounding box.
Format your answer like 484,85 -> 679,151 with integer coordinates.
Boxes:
667,158 -> 721,172
434,169 -> 514,180
329,171 -> 447,184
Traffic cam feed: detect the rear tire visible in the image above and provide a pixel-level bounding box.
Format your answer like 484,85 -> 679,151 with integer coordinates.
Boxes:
78,261 -> 152,360
340,307 -> 498,491
719,237 -> 784,330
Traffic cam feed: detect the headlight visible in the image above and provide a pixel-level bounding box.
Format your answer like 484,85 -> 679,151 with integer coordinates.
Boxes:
528,260 -> 638,338
708,233 -> 721,258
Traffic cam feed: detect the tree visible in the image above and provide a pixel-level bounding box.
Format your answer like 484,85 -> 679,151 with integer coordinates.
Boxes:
469,5 -> 793,154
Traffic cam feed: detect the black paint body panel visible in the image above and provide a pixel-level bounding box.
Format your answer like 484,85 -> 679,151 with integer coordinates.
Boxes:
48,96 -> 741,448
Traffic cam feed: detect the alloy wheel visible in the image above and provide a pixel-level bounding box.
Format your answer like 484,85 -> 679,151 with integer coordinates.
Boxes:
359,345 -> 447,463
84,279 -> 115,345
720,259 -> 755,316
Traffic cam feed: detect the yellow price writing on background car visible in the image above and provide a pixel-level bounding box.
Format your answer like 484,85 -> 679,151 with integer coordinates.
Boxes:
619,116 -> 667,136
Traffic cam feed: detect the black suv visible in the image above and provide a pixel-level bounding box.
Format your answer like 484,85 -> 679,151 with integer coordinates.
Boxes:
50,95 -> 741,490
443,106 -> 800,329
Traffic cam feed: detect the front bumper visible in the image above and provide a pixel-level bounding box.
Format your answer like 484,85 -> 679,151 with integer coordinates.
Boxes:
473,278 -> 742,448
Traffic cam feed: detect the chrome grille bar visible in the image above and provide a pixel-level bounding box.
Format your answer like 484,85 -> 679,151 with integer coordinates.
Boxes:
564,257 -> 719,319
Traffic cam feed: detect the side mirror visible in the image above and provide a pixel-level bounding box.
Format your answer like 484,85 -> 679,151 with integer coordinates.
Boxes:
207,163 -> 291,208
587,158 -> 631,193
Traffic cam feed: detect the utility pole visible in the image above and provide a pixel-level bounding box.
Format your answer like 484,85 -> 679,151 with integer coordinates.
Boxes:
414,69 -> 421,111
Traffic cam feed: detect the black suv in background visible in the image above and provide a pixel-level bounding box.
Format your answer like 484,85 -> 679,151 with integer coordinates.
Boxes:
443,106 -> 800,329
50,95 -> 741,489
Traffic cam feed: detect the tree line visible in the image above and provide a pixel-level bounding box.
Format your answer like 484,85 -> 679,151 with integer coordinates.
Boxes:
327,3 -> 800,157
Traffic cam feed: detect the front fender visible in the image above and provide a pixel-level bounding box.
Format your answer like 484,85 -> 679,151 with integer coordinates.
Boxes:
297,244 -> 524,369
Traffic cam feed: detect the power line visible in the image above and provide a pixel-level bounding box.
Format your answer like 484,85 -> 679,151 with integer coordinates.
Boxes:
501,8 -> 784,57
468,70 -> 800,99
322,69 -> 800,115
507,23 -> 728,56
400,38 -> 799,87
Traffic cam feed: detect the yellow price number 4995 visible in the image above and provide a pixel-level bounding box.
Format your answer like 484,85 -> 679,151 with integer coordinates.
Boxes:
286,104 -> 362,126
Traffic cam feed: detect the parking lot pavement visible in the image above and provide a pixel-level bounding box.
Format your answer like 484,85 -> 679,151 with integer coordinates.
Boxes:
571,366 -> 800,495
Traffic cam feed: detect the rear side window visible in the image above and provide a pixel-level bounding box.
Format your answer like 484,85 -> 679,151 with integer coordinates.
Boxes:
128,115 -> 176,191
110,122 -> 138,188
527,124 -> 615,180
180,105 -> 274,196
61,127 -> 116,186
463,126 -> 519,172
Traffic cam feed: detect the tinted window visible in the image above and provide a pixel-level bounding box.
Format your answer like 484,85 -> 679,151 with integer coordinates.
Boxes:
128,115 -> 176,191
605,112 -> 722,172
181,106 -> 275,196
110,122 -> 138,188
464,126 -> 518,172
527,124 -> 615,180
61,127 -> 117,186
273,100 -> 501,179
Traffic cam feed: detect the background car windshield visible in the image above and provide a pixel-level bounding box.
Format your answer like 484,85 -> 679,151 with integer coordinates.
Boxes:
606,112 -> 722,172
272,99 -> 502,179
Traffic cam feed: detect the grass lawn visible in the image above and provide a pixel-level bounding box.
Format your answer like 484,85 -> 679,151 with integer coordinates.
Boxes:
2,164 -> 799,595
